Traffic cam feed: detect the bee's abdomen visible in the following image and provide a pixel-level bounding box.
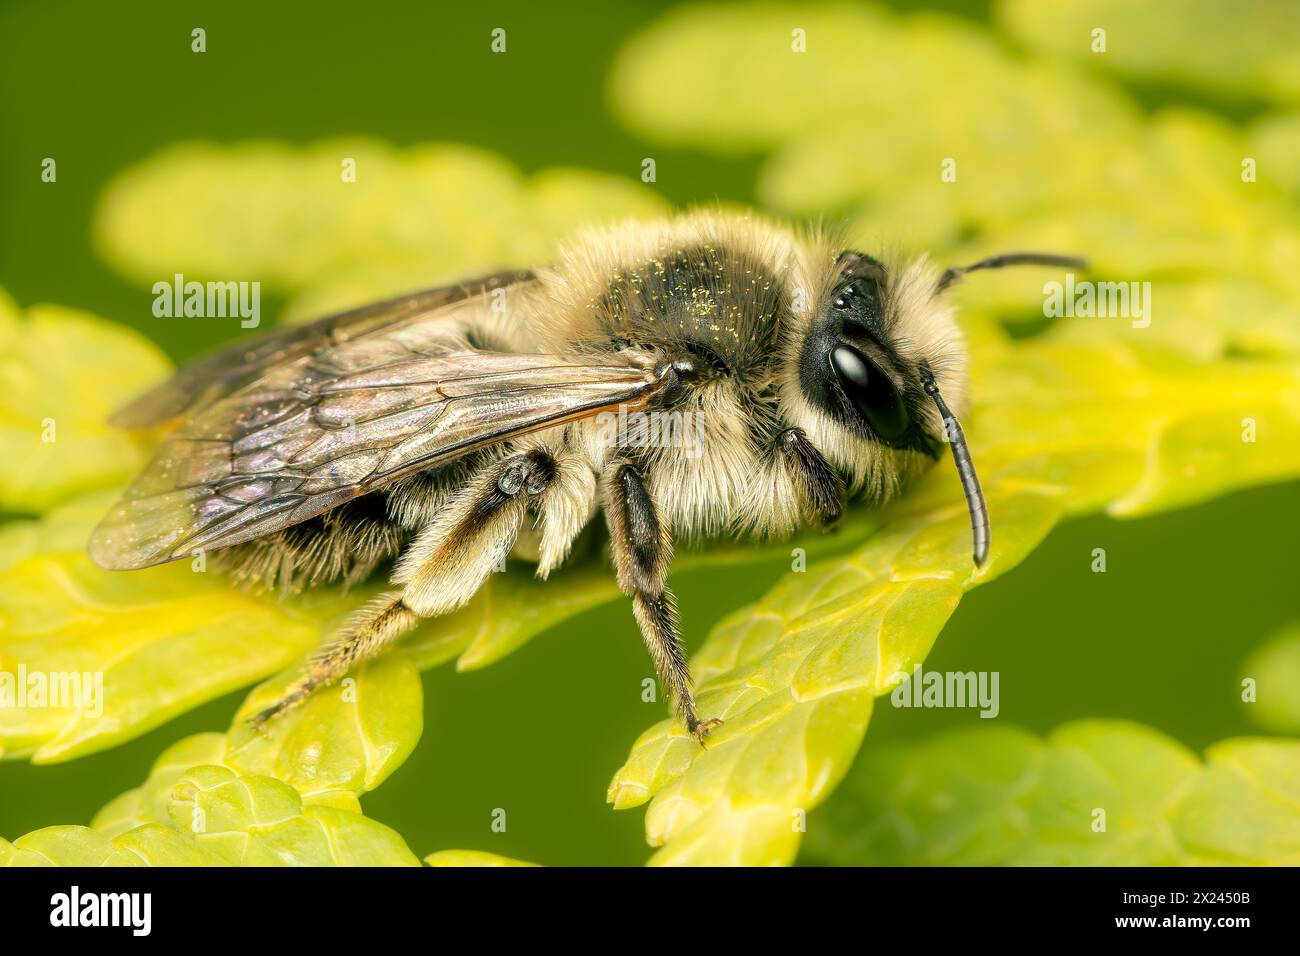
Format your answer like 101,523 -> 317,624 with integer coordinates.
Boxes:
213,493 -> 406,595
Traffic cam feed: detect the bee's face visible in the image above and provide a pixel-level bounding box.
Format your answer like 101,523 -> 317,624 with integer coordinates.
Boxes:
782,248 -> 966,495
800,251 -> 946,458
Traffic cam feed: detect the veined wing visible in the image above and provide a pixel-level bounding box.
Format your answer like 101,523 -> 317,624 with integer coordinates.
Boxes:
110,269 -> 534,427
90,348 -> 668,570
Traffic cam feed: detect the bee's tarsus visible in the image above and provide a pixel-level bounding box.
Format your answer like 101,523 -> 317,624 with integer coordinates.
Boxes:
247,683 -> 313,732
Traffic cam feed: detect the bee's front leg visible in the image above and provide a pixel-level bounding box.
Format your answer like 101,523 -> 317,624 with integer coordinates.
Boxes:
603,462 -> 721,747
251,450 -> 555,729
775,427 -> 843,527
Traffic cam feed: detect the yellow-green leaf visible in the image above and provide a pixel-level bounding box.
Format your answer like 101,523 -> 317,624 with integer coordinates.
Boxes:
165,766 -> 419,866
803,721 -> 1300,865
997,0 -> 1300,105
0,297 -> 170,513
93,732 -> 233,834
228,655 -> 422,802
73,665 -> 417,825
1251,111 -> 1300,198
1241,624 -> 1300,735
0,496 -> 340,762
0,823 -> 227,866
4,763 -> 418,866
93,139 -> 670,325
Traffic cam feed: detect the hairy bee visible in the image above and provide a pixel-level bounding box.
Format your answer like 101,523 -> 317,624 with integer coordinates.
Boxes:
89,211 -> 1082,743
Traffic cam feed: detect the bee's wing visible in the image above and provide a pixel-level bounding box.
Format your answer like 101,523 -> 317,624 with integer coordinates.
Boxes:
110,269 -> 534,428
89,346 -> 667,570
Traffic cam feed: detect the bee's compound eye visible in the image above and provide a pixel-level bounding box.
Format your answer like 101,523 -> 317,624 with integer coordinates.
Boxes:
829,345 -> 910,443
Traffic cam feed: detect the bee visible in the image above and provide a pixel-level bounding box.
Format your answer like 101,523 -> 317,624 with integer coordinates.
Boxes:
89,211 -> 1082,744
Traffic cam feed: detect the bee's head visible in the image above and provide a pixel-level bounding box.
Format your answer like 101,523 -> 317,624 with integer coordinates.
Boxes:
781,245 -> 1082,567
796,251 -> 950,460
783,250 -> 961,496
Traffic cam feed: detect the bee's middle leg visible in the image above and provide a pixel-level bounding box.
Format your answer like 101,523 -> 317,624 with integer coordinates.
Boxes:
251,450 -> 555,728
604,462 -> 721,746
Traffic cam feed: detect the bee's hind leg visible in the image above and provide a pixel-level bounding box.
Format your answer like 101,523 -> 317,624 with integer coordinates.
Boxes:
250,449 -> 555,729
604,462 -> 721,747
249,591 -> 418,729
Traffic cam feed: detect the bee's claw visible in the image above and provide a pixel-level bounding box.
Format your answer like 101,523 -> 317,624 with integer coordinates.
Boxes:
246,699 -> 293,735
247,711 -> 273,737
245,682 -> 314,735
689,716 -> 724,748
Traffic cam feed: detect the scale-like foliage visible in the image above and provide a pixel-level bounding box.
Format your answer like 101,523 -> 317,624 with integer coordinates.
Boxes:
0,296 -> 169,512
803,721 -> 1300,866
2,765 -> 419,867
94,140 -> 668,322
1241,624 -> 1300,736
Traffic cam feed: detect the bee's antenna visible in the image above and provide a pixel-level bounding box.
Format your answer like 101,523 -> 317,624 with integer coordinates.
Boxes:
936,252 -> 1088,293
919,368 -> 989,568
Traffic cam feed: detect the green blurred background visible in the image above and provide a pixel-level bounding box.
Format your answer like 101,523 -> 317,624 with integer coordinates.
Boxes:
1,0 -> 1296,865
